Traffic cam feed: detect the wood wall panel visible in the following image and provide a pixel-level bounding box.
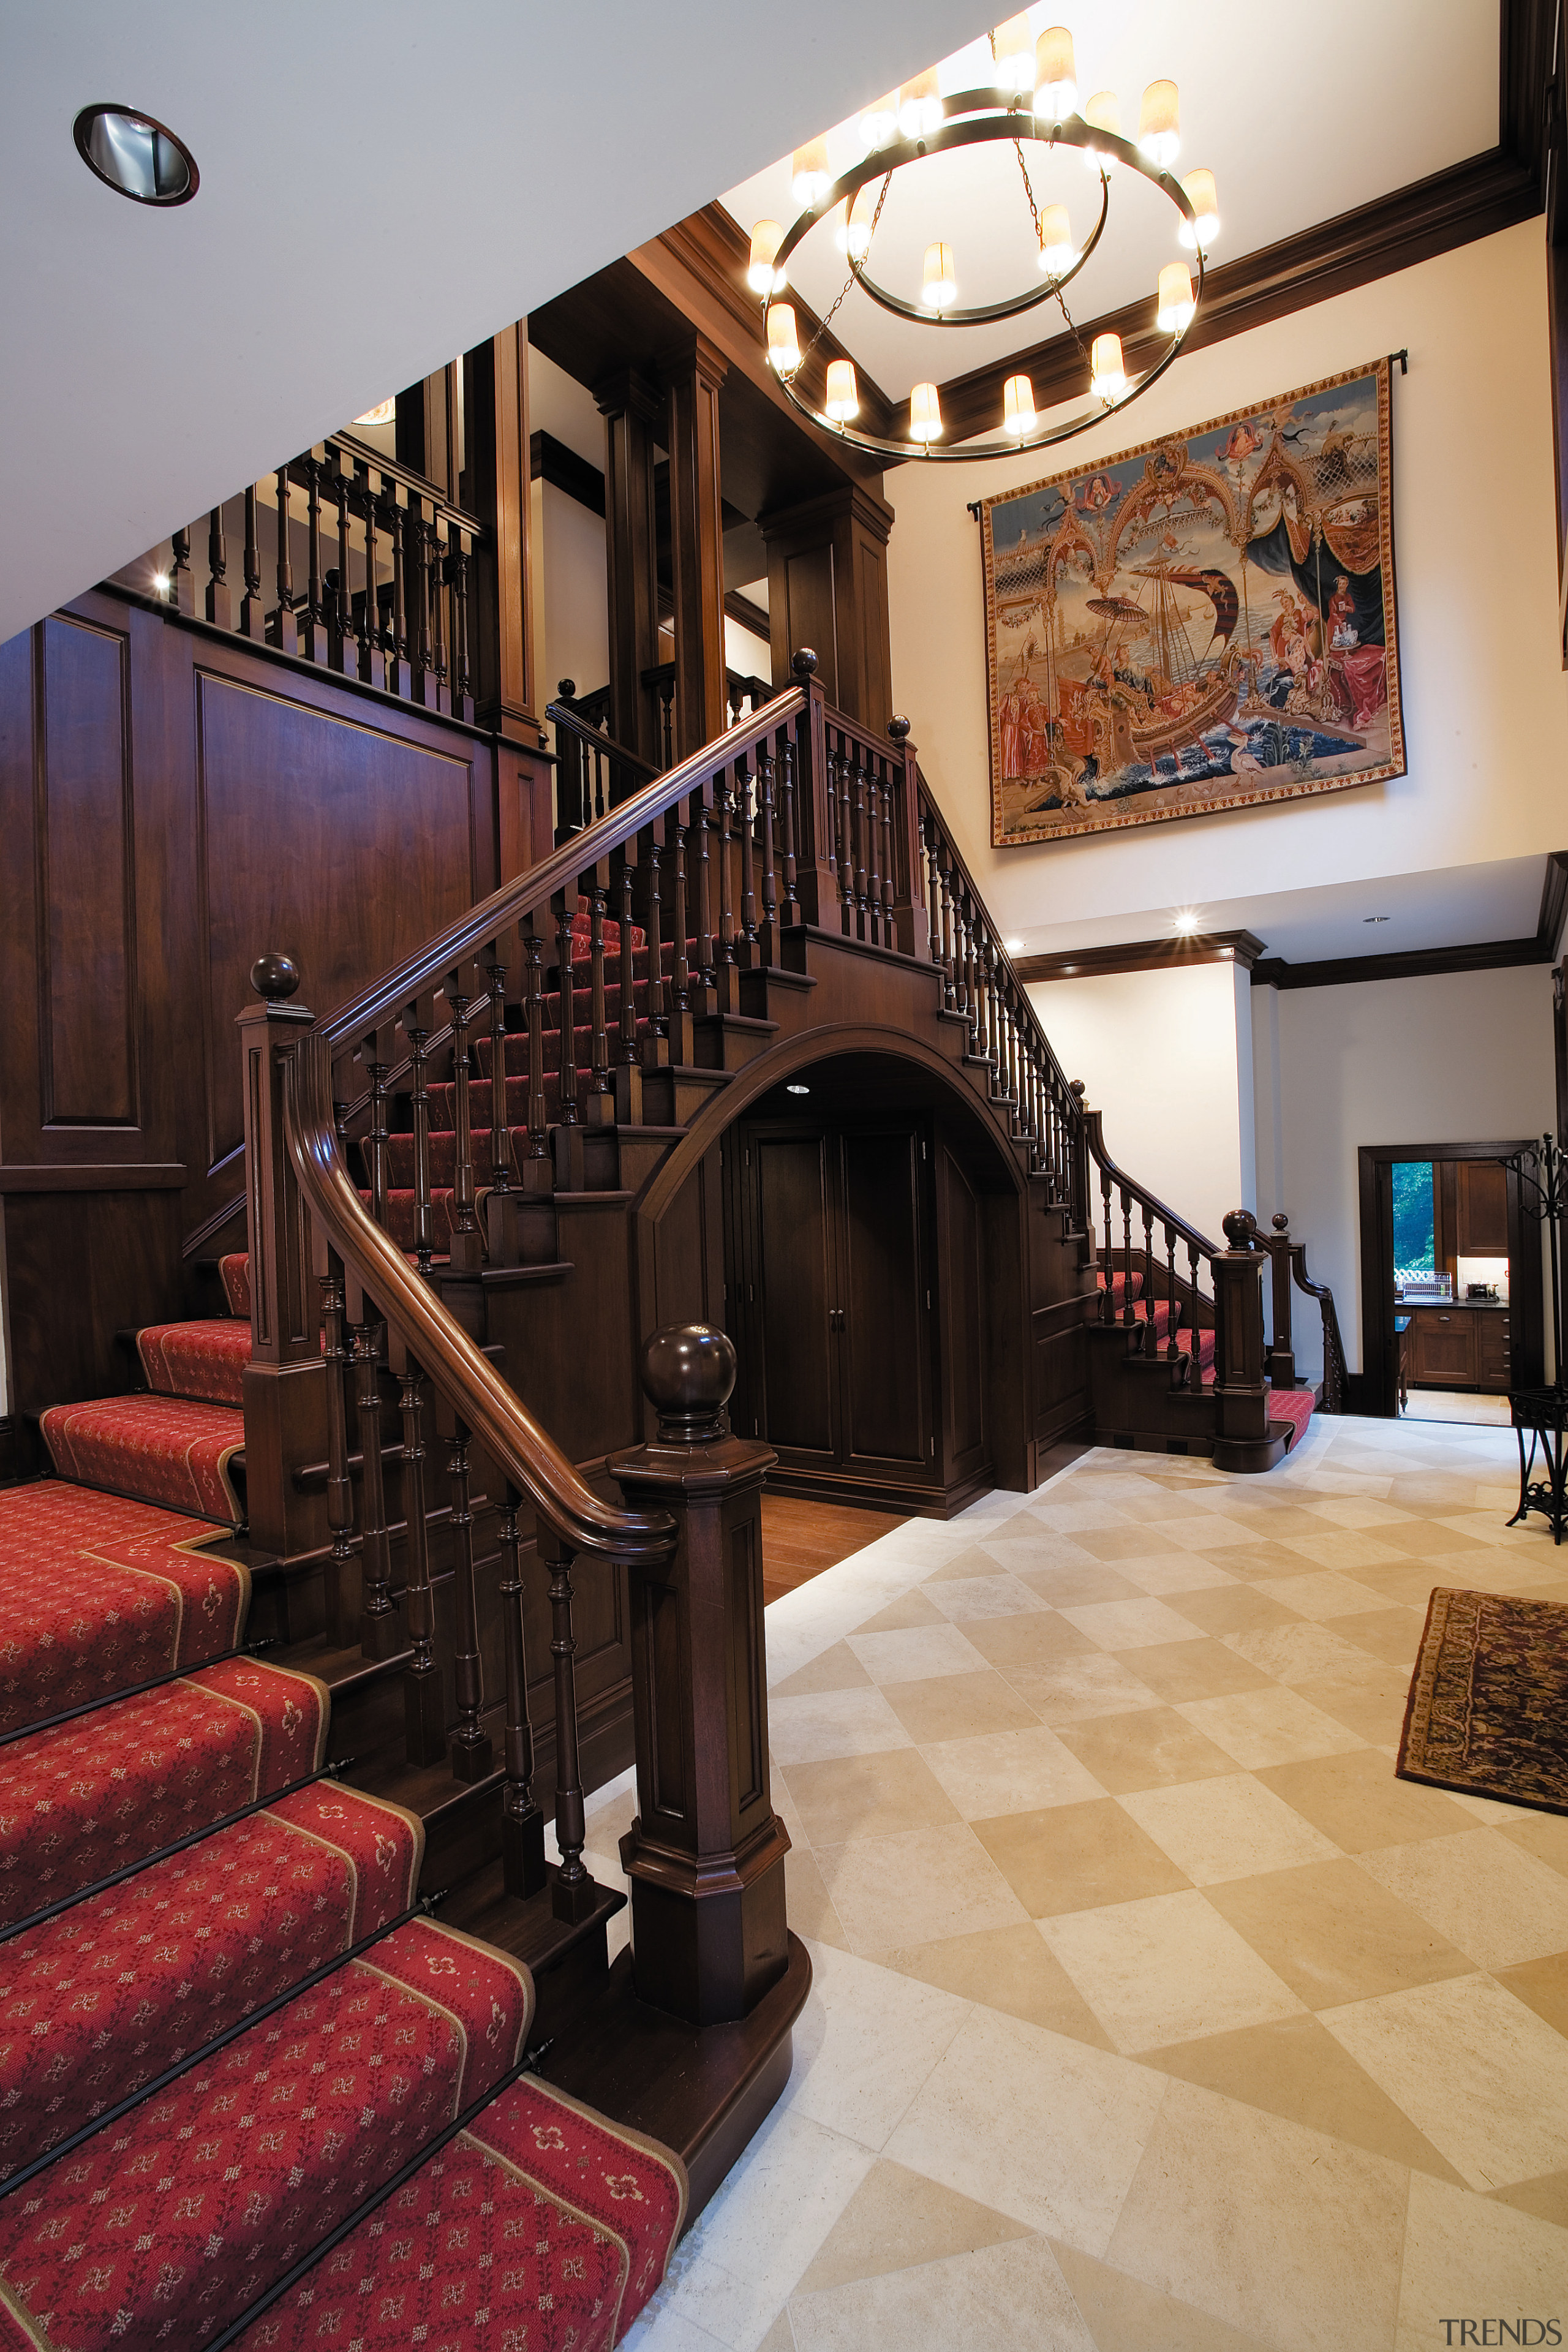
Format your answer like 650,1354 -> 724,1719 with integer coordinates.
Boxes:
39,617 -> 137,1128
197,674 -> 482,1173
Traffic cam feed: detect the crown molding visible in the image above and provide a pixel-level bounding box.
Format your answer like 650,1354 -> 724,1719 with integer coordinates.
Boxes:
1250,850 -> 1568,989
1015,929 -> 1265,982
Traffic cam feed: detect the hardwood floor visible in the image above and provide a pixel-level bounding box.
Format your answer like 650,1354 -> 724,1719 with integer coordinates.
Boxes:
760,1489 -> 908,1607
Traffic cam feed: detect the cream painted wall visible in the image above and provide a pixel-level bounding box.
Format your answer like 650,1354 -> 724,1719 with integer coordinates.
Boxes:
1026,959 -> 1257,1248
887,222 -> 1568,943
1261,963 -> 1556,1377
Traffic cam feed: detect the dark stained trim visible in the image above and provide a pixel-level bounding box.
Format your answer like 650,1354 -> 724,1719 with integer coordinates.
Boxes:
530,429 -> 605,517
1253,851 -> 1568,989
726,589 -> 771,642
1016,930 -> 1265,982
1539,849 -> 1568,959
0,1164 -> 187,1193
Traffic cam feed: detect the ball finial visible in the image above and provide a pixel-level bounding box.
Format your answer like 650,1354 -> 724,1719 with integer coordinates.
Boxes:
1222,1208 -> 1257,1248
888,715 -> 911,743
557,678 -> 576,698
251,953 -> 300,1001
1069,1077 -> 1086,1099
1272,1212 -> 1289,1233
639,1324 -> 737,1444
791,647 -> 818,680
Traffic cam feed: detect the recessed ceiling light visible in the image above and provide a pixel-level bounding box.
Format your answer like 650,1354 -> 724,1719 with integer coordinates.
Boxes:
74,104 -> 198,205
152,570 -> 170,597
1005,937 -> 1024,952
1363,914 -> 1390,924
786,1082 -> 810,1095
1172,909 -> 1200,935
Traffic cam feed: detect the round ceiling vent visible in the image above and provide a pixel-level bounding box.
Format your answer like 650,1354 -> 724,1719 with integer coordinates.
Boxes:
73,104 -> 198,205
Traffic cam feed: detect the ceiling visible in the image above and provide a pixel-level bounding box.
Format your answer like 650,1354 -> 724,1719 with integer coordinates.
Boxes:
1009,853 -> 1551,965
0,0 -> 998,649
722,0 -> 1501,406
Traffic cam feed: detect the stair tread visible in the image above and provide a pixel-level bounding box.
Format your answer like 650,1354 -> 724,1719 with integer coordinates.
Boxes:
39,1392 -> 247,1526
135,1316 -> 252,1408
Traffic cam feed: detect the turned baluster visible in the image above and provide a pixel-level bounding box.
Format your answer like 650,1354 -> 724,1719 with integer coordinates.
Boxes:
962,892 -> 978,1028
361,1027 -> 391,1230
880,767 -> 896,943
554,897 -> 581,1126
1186,1242 -> 1202,1382
1139,1203 -> 1155,1349
240,486 -> 263,638
1165,1224 -> 1181,1363
299,454 -> 325,662
940,846 -> 958,1008
737,758 -> 758,954
409,498 -> 432,697
445,1415 -> 492,1780
864,754 -> 882,941
444,967 -> 482,1269
758,739 -> 778,960
541,1525 -> 596,1922
360,469 -> 384,690
387,483 -> 410,695
836,741 -> 856,929
1100,1170 -> 1115,1320
498,1487 -> 546,1897
522,919 -> 549,1166
780,728 -> 799,912
851,746 -> 869,926
715,771 -> 737,984
272,464 -> 296,653
405,997 -> 434,1275
617,862 -> 639,1067
333,459 -> 355,674
695,782 -> 716,991
320,1256 -> 355,1642
450,529 -> 472,715
644,833 -> 668,1042
484,944 -> 515,1257
589,880 -> 613,1114
671,815 -> 692,1016
1120,1187 -> 1135,1324
352,1316 -> 398,1653
169,522 -> 194,616
399,1355 -> 444,1764
427,515 -> 448,710
205,504 -> 232,630
972,918 -> 990,1064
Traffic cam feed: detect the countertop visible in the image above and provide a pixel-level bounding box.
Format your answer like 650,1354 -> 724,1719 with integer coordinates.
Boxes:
1394,1297 -> 1509,1312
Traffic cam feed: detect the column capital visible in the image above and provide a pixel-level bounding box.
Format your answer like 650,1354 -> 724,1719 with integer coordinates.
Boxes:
657,330 -> 730,397
593,365 -> 665,426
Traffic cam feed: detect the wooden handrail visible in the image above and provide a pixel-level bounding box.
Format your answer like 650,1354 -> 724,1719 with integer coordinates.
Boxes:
282,1028 -> 676,1566
547,697 -> 660,788
319,684 -> 807,1047
1080,1106 -> 1221,1265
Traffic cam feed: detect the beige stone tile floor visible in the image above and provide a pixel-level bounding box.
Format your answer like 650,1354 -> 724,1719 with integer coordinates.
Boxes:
589,1414 -> 1568,2352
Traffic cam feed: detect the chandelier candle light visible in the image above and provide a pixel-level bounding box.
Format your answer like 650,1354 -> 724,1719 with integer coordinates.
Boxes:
753,20 -> 1219,461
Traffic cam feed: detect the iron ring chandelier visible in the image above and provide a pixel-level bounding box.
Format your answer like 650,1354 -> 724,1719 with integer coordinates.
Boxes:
753,43 -> 1218,464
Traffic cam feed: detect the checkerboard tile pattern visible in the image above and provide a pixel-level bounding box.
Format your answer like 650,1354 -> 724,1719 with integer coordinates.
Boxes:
604,1417 -> 1568,2352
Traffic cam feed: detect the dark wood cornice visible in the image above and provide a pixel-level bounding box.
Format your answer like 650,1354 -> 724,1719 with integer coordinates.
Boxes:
530,428 -> 605,516
1253,937 -> 1550,988
757,478 -> 895,543
1016,929 -> 1265,982
725,588 -> 770,641
933,148 -> 1540,446
1539,848 -> 1568,958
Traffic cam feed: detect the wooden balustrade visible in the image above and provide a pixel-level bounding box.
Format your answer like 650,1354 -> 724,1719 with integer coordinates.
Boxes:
1253,1212 -> 1349,1412
141,432 -> 480,720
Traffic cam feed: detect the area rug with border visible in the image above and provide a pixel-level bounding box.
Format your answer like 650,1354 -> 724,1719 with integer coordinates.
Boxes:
0,1482 -> 251,1735
0,1918 -> 533,2352
0,1658 -> 330,1929
0,1780 -> 424,2180
235,2075 -> 688,2352
1397,1585 -> 1568,1815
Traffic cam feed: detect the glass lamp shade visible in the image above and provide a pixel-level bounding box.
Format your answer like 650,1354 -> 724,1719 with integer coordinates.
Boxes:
1084,89 -> 1120,168
824,360 -> 860,423
858,90 -> 899,149
1035,26 -> 1079,119
834,184 -> 876,259
353,399 -> 396,428
1036,202 -> 1074,276
1137,80 -> 1180,168
922,240 -> 957,311
1003,374 -> 1037,437
1156,262 -> 1194,333
748,219 -> 786,294
1090,332 -> 1126,402
791,137 -> 832,208
992,13 -> 1035,94
909,382 -> 944,443
767,304 -> 802,378
1178,168 -> 1219,250
899,70 -> 944,139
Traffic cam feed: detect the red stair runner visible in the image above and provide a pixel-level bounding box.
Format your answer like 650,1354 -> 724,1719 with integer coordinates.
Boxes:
0,1918 -> 531,2351
237,2076 -> 687,2352
1268,1387 -> 1316,1447
0,1659 -> 329,1929
219,1253 -> 252,1318
136,1319 -> 251,1410
0,1484 -> 250,1735
0,1782 -> 423,2180
40,1395 -> 245,1526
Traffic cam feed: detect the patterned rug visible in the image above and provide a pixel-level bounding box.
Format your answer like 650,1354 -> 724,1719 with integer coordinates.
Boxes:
235,2076 -> 688,2351
0,1781 -> 423,2178
0,1483 -> 251,1734
0,1918 -> 532,2351
0,1658 -> 329,1928
1398,1586 -> 1568,1814
136,1318 -> 252,1408
39,1395 -> 246,1525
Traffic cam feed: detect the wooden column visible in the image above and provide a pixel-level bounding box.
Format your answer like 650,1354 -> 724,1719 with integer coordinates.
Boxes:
467,322 -> 555,878
237,952 -> 329,1567
1211,1212 -> 1286,1474
595,366 -> 663,766
759,483 -> 895,730
662,334 -> 729,761
608,1325 -> 790,2026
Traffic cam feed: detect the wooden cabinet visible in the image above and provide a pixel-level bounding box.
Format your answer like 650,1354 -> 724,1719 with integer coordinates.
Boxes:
1457,1159 -> 1509,1256
1406,1306 -> 1512,1391
1477,1312 -> 1512,1392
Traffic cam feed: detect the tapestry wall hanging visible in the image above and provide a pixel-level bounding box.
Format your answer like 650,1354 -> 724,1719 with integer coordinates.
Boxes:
981,358 -> 1404,846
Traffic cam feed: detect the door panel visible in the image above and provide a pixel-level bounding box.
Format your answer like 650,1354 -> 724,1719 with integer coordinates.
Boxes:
838,1129 -> 929,1468
755,1133 -> 837,1461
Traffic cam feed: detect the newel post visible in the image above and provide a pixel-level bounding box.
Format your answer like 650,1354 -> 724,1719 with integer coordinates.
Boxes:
607,1325 -> 791,2026
1264,1212 -> 1298,1388
886,715 -> 932,962
1210,1210 -> 1286,1473
238,954 -> 329,1565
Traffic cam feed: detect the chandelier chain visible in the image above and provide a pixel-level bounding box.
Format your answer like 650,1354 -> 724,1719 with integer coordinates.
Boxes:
1012,137 -> 1093,374
799,174 -> 891,372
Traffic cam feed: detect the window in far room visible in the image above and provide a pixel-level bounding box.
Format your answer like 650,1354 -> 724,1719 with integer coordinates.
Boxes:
1392,1160 -> 1436,1284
